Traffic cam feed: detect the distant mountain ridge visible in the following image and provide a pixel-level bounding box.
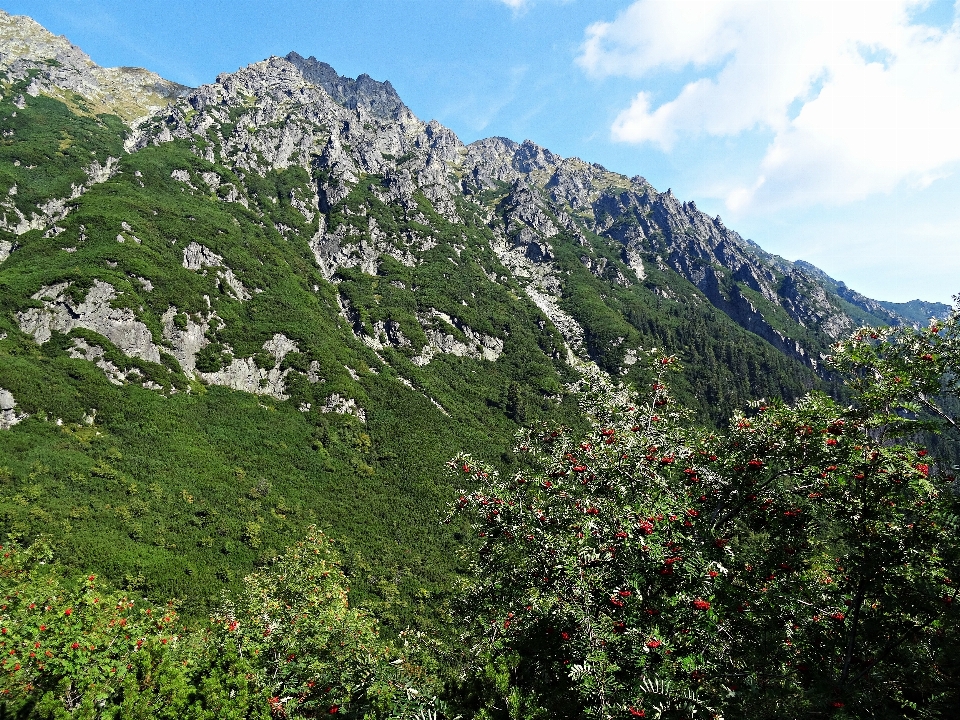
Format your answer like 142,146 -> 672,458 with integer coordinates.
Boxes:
878,298 -> 952,325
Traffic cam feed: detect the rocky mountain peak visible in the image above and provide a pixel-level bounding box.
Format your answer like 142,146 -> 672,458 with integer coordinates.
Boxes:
514,139 -> 560,173
284,51 -> 407,120
3,10 -> 939,392
0,9 -> 189,121
0,9 -> 86,66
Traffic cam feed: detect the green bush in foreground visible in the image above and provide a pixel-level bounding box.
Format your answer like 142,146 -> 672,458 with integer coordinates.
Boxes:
450,308 -> 960,719
0,530 -> 440,719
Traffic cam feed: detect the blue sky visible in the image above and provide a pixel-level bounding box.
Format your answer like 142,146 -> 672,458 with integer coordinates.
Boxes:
8,0 -> 960,303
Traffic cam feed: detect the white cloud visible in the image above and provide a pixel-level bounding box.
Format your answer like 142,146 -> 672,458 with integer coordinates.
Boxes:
578,0 -> 960,213
497,0 -> 530,8
739,186 -> 960,303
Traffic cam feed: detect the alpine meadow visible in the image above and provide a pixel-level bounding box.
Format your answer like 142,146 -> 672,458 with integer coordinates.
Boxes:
1,8 -> 959,719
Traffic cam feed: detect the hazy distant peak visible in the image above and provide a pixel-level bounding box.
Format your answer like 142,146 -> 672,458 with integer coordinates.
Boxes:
878,299 -> 952,325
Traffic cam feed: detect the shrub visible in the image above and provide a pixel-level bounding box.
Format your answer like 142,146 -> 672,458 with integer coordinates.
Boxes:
450,307 -> 960,719
0,529 -> 441,718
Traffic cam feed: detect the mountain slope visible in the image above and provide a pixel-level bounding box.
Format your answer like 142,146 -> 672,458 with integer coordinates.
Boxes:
0,12 -> 929,621
0,9 -> 188,121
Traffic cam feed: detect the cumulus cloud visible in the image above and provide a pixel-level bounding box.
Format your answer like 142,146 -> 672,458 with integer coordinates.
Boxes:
578,0 -> 960,212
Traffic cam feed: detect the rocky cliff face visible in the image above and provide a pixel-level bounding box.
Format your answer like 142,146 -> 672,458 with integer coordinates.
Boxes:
284,52 -> 408,121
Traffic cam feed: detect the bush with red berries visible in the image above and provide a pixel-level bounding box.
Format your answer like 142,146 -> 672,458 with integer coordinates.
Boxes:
450,304 -> 960,719
0,530 -> 441,718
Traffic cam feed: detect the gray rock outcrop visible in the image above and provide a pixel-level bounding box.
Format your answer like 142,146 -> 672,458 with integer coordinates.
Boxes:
412,310 -> 504,366
182,242 -> 251,301
196,333 -> 296,400
68,337 -> 150,386
0,388 -> 26,429
18,281 -> 162,364
320,393 -> 365,423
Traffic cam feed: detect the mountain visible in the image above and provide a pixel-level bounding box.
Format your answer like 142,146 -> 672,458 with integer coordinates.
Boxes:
878,298 -> 952,325
284,51 -> 409,120
0,10 -> 940,621
0,10 -> 188,121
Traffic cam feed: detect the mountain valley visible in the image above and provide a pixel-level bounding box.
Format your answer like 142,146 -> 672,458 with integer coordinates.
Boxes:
0,8 -> 951,625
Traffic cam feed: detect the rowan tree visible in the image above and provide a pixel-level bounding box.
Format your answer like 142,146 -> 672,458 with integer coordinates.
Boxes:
451,304 -> 960,719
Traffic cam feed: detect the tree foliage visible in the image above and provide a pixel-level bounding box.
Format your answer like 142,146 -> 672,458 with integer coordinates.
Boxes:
450,308 -> 960,719
0,529 -> 440,718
